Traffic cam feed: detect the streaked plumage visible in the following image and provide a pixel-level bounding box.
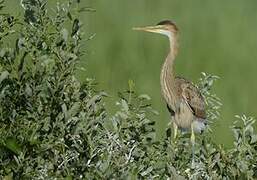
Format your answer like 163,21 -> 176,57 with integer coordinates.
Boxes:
167,77 -> 206,132
133,20 -> 207,144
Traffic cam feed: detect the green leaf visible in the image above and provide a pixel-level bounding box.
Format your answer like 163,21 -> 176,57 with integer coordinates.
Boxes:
3,174 -> 13,180
71,19 -> 79,37
0,70 -> 9,84
138,94 -> 151,100
5,137 -> 21,155
141,166 -> 153,176
250,135 -> 257,144
25,83 -> 32,96
67,12 -> 72,20
62,103 -> 68,119
121,99 -> 129,112
68,102 -> 81,117
61,28 -> 69,42
128,79 -> 135,91
78,7 -> 96,12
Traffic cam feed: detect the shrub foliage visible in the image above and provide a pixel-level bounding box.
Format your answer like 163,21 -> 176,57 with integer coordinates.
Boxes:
0,0 -> 256,179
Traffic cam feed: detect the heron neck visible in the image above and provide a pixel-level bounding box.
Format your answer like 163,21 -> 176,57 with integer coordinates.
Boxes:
160,34 -> 179,108
165,36 -> 178,79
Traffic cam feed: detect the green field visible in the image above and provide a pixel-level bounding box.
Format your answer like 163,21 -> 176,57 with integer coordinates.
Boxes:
6,0 -> 257,146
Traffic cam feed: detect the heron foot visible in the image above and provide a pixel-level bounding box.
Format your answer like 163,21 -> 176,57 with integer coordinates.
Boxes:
173,122 -> 178,140
190,126 -> 195,146
191,125 -> 196,167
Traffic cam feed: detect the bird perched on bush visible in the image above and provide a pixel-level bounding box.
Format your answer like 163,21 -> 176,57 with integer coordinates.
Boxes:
133,20 -> 207,146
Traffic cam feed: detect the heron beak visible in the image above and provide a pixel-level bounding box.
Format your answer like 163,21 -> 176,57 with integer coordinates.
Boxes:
132,25 -> 163,34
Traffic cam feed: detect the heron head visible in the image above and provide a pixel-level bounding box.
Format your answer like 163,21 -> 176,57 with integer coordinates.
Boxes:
133,20 -> 178,39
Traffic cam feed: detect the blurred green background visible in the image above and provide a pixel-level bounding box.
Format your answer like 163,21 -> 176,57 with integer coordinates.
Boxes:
6,0 -> 257,146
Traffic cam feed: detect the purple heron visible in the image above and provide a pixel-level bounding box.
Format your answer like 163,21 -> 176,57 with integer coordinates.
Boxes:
133,20 -> 207,146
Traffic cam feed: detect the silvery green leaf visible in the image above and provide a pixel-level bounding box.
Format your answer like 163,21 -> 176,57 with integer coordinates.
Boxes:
141,166 -> 153,176
61,28 -> 69,42
117,111 -> 128,119
18,37 -> 26,50
68,102 -> 80,117
121,99 -> 129,112
87,94 -> 102,108
138,94 -> 151,100
0,49 -> 5,57
0,70 -> 9,84
62,103 -> 68,119
245,124 -> 254,134
250,135 -> 257,144
25,83 -> 32,96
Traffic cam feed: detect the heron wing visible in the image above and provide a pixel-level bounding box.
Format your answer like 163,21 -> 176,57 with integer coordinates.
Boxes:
175,77 -> 206,120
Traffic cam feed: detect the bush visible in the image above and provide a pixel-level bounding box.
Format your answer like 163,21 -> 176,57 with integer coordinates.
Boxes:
0,0 -> 256,179
0,0 -> 106,178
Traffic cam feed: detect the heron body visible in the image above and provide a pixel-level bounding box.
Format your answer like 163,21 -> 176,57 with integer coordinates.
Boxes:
134,20 -> 207,144
161,58 -> 206,133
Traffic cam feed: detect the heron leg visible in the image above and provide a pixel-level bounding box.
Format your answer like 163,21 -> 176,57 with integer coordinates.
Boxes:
190,125 -> 195,146
191,125 -> 196,167
173,122 -> 178,140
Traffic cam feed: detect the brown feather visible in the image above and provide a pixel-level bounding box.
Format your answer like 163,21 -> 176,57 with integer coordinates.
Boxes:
175,77 -> 206,120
